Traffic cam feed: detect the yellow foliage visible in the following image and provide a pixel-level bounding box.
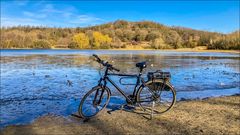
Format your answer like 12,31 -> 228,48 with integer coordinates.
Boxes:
73,33 -> 89,49
92,32 -> 112,48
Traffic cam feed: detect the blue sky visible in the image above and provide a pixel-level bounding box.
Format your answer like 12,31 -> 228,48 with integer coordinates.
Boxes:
1,0 -> 239,33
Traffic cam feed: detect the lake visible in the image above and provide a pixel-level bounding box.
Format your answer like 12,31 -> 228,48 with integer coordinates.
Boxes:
0,49 -> 239,127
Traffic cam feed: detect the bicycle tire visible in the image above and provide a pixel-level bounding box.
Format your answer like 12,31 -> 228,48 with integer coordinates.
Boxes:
78,86 -> 111,119
136,79 -> 176,114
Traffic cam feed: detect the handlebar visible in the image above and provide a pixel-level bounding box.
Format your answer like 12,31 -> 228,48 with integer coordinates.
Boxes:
92,54 -> 101,62
92,54 -> 120,72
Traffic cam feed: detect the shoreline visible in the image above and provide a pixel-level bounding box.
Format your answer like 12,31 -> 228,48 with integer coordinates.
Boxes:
1,95 -> 239,135
1,48 -> 240,54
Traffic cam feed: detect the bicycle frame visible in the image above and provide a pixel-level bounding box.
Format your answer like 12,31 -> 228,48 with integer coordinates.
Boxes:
97,67 -> 147,104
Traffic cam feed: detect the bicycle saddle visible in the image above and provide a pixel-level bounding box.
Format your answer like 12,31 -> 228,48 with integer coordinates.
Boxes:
136,61 -> 147,69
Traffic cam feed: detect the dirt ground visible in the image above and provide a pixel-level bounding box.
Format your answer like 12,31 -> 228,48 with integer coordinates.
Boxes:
1,95 -> 240,135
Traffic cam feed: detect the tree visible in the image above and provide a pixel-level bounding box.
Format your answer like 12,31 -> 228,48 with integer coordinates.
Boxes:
151,37 -> 171,49
146,31 -> 160,41
92,31 -> 112,49
115,29 -> 124,41
32,40 -> 52,49
207,31 -> 240,50
72,33 -> 90,49
68,42 -> 78,49
113,20 -> 129,29
56,38 -> 71,48
111,38 -> 124,48
165,30 -> 182,49
123,29 -> 135,41
135,30 -> 148,42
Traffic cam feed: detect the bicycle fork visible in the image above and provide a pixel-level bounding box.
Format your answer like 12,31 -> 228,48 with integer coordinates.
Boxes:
93,78 -> 107,106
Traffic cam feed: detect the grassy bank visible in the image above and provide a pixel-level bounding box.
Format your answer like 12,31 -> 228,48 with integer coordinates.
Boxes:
1,95 -> 240,135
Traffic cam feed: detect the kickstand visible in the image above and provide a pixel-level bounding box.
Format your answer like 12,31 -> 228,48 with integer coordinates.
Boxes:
150,101 -> 155,120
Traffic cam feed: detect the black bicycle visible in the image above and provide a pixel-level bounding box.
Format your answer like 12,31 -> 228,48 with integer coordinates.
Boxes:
78,54 -> 176,119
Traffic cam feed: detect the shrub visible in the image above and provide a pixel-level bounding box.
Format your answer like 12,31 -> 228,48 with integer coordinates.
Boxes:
32,40 -> 51,49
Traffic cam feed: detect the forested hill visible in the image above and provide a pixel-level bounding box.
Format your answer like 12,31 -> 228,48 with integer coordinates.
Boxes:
1,20 -> 239,50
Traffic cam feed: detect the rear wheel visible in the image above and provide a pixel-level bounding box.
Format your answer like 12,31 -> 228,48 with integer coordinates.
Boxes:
78,86 -> 111,118
137,79 -> 176,114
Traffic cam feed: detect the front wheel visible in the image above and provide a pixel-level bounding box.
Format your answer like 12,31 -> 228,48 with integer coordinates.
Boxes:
137,79 -> 176,114
78,86 -> 111,119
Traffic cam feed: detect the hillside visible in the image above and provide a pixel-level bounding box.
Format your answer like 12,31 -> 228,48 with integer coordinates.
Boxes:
1,20 -> 239,50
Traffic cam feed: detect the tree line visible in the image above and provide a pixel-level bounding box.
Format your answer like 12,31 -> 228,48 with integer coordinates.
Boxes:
1,20 -> 239,50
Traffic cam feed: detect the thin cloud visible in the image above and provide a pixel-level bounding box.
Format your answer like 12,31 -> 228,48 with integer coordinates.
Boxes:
2,2 -> 104,27
40,4 -> 63,13
1,17 -> 42,27
23,11 -> 47,19
62,12 -> 73,18
40,4 -> 76,15
23,11 -> 34,17
1,14 -> 104,27
69,15 -> 104,25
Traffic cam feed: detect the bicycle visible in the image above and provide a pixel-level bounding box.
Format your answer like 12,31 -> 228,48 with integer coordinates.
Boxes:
78,54 -> 176,119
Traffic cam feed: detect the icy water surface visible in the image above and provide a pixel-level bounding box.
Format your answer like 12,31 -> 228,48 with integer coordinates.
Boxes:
0,49 -> 240,127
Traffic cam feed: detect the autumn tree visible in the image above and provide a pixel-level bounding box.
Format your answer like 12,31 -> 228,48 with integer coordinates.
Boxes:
92,31 -> 112,49
32,40 -> 52,49
71,33 -> 90,49
164,30 -> 182,49
207,31 -> 240,50
135,29 -> 148,42
111,38 -> 124,48
146,31 -> 160,41
151,37 -> 171,49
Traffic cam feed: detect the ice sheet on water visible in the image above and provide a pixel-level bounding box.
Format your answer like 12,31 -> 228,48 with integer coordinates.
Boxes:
0,50 -> 239,127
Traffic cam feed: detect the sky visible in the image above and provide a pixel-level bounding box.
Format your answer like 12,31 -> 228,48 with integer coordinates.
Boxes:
1,0 -> 239,33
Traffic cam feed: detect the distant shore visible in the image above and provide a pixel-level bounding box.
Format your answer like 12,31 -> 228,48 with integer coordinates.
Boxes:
1,95 -> 239,135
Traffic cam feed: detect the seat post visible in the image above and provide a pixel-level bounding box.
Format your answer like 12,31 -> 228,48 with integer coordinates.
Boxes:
136,61 -> 147,76
139,68 -> 143,76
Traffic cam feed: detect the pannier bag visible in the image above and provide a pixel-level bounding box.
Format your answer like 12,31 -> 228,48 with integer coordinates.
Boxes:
147,70 -> 171,81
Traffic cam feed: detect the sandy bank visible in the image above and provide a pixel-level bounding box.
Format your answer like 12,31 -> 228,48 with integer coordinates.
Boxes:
1,95 -> 240,135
